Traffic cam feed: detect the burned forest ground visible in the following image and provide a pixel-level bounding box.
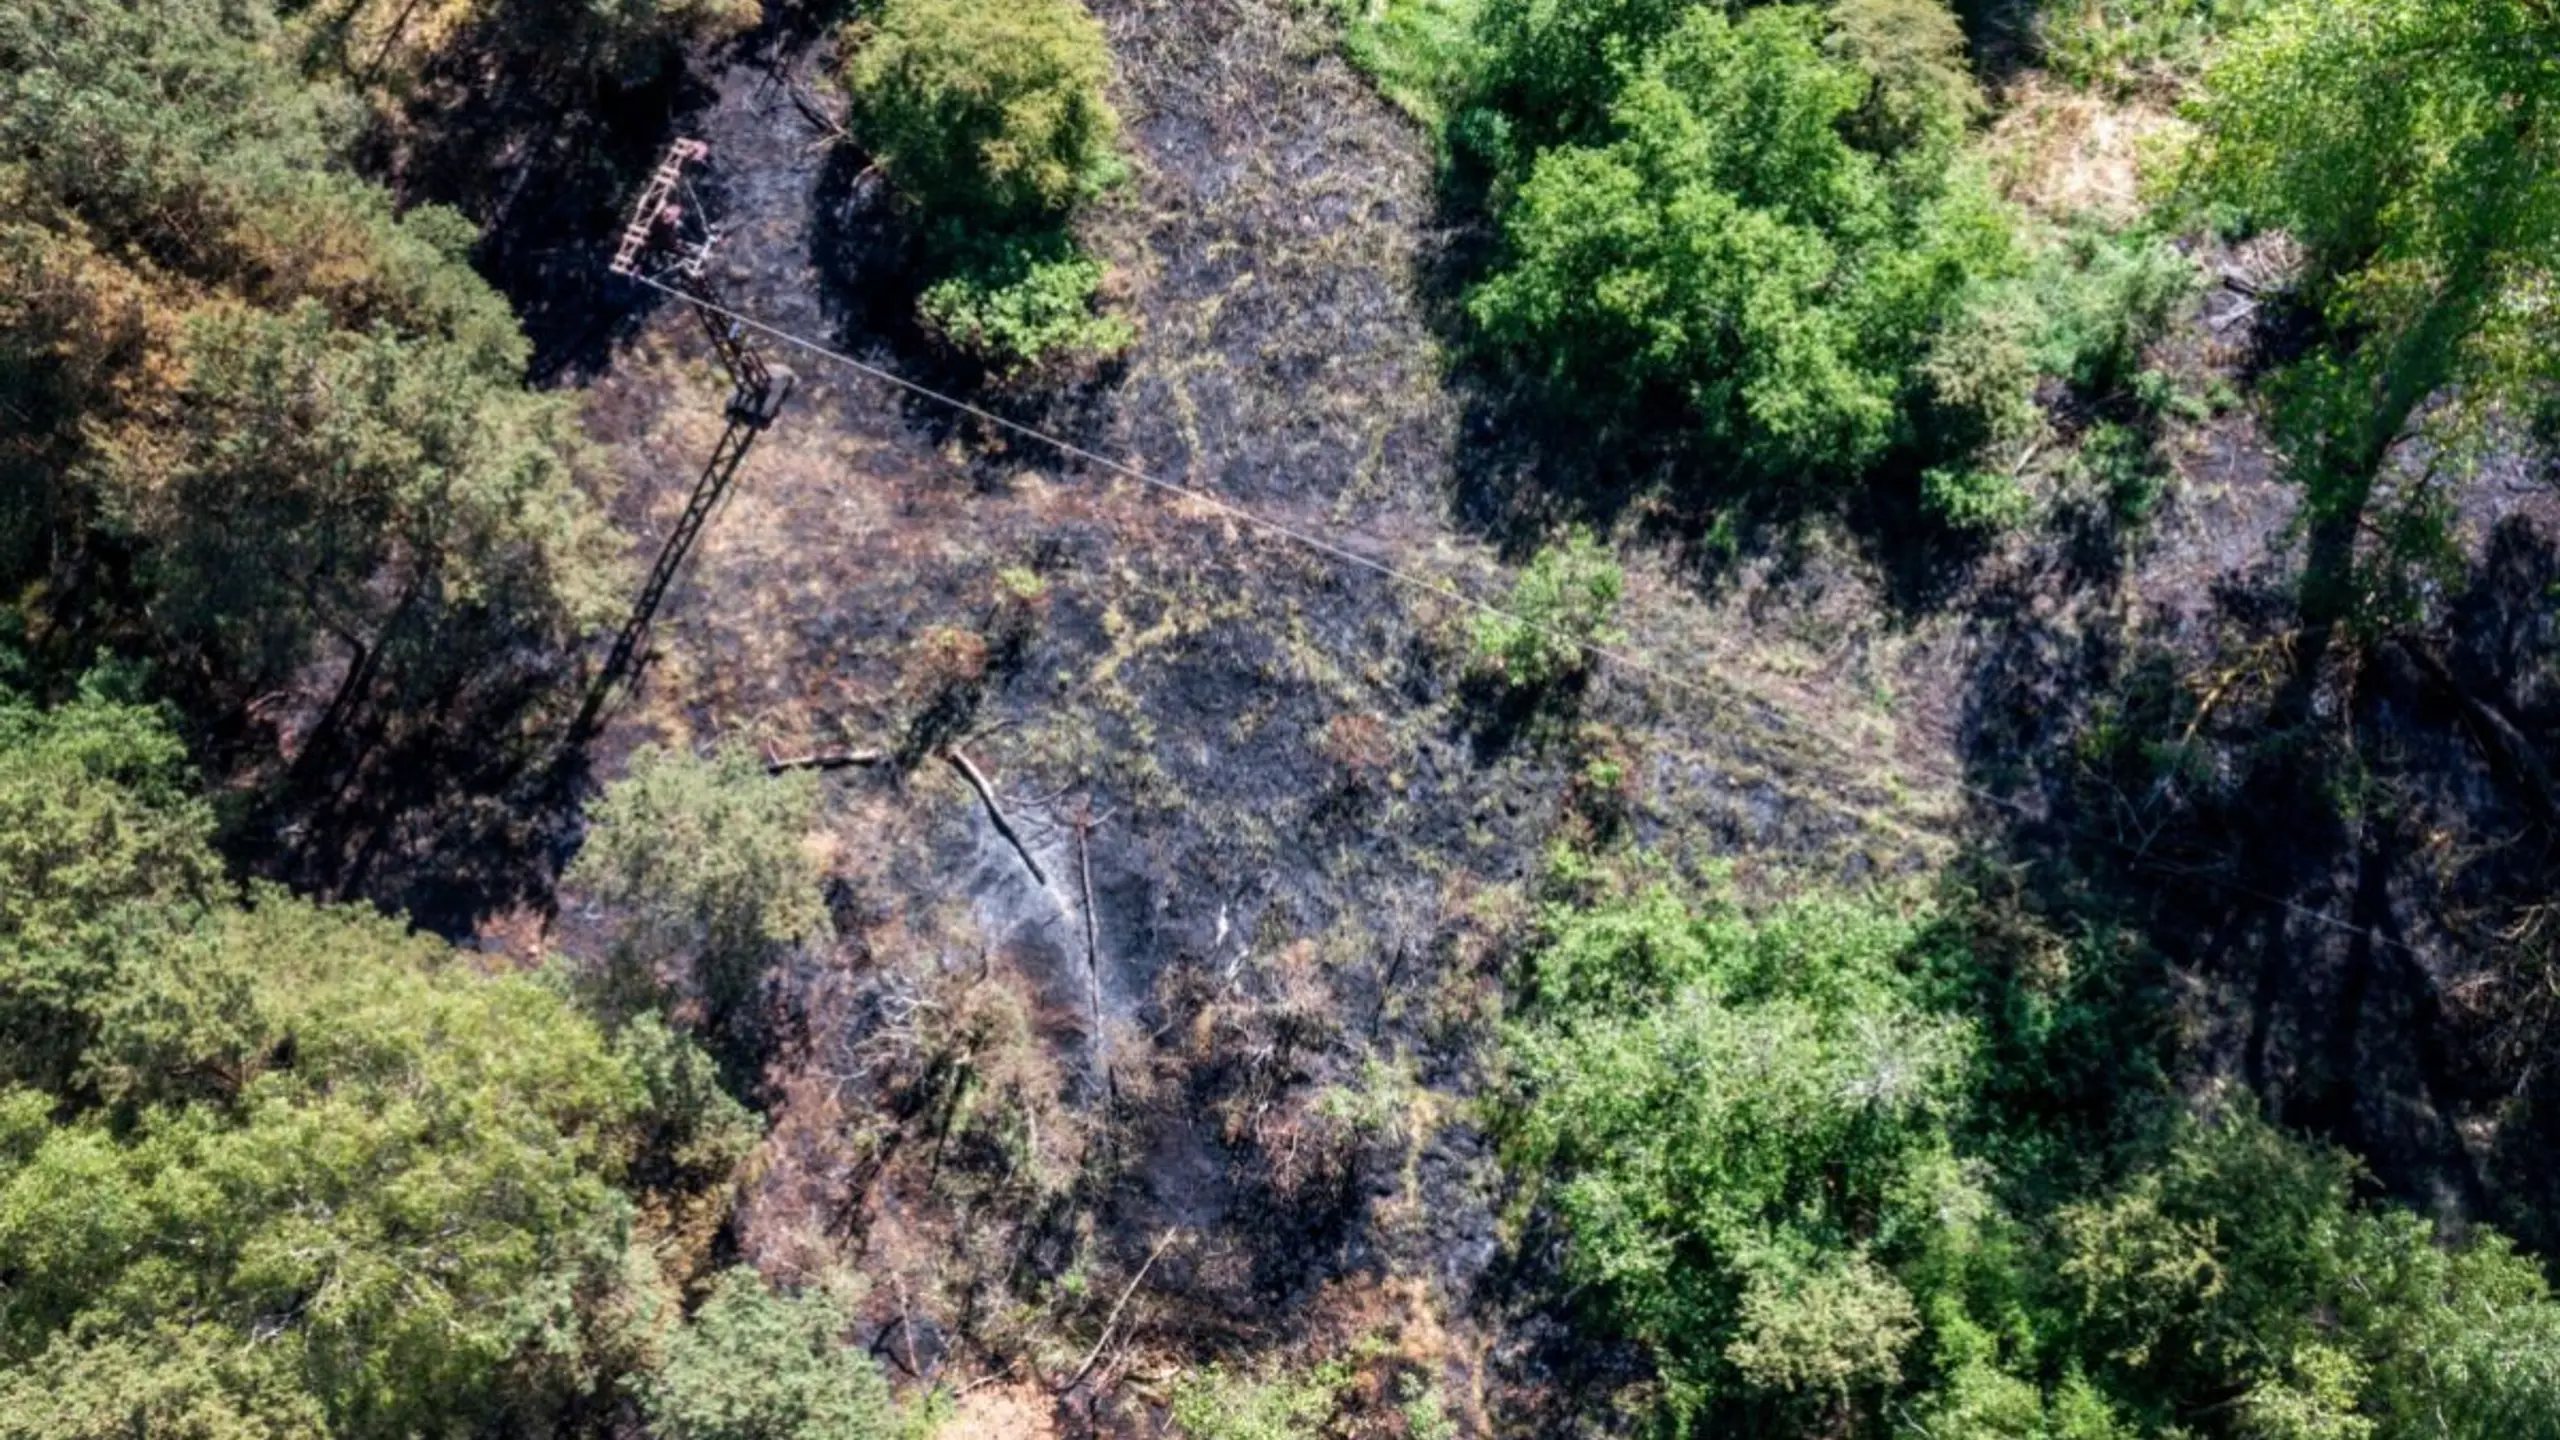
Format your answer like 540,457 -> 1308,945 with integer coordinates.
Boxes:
321,3 -> 2560,1434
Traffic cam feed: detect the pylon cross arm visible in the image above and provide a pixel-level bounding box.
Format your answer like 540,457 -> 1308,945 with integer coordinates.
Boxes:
608,138 -> 711,277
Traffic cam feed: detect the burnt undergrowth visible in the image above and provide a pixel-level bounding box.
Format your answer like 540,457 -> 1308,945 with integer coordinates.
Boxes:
1960,508 -> 2560,1245
354,23 -> 735,382
399,0 -> 2017,1426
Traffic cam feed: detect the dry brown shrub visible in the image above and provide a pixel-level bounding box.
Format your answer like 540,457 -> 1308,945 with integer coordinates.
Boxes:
904,623 -> 992,699
1318,711 -> 1393,791
1985,75 -> 2187,226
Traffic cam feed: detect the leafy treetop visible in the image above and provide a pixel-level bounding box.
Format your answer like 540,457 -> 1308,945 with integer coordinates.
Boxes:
842,0 -> 1125,224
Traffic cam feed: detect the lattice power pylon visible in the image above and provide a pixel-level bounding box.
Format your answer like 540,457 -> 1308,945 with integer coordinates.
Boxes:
577,139 -> 792,738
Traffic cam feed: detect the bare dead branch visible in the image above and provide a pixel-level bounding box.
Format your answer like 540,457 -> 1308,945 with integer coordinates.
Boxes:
765,747 -> 885,774
1074,799 -> 1110,1087
947,747 -> 1049,886
1059,1229 -> 1180,1395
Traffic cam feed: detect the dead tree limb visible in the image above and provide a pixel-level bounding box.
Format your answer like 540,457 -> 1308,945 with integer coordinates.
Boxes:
947,747 -> 1048,886
892,1270 -> 924,1380
788,80 -> 849,143
2401,640 -> 2560,827
764,747 -> 884,774
955,1359 -> 1022,1399
1073,799 -> 1112,1088
1060,1229 -> 1179,1395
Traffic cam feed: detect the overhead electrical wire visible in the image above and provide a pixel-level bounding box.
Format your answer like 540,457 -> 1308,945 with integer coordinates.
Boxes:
624,269 -> 2435,961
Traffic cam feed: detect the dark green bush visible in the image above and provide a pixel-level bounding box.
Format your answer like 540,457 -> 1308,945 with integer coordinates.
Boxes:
638,1270 -> 903,1440
1825,0 -> 1983,156
917,229 -> 1133,372
2039,0 -> 2277,96
841,0 -> 1132,373
1915,299 -> 2043,486
1467,4 -> 2020,484
2078,420 -> 2168,524
1505,861 -> 2560,1436
1503,879 -> 1997,1429
1923,463 -> 2034,531
2033,229 -> 2201,398
1468,0 -> 1697,154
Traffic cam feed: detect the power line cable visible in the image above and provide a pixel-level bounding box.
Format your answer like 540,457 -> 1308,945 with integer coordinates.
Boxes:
624,270 -> 2437,961
628,275 -> 1832,742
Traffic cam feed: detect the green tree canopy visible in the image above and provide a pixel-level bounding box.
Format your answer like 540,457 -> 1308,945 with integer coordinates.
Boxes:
2187,0 -> 2560,626
2053,1111 -> 2560,1438
0,681 -> 219,1091
0,894 -> 652,1435
568,741 -> 832,1028
842,0 -> 1124,224
1504,879 -> 1983,1426
1468,4 -> 2020,483
637,1269 -> 902,1440
1503,861 -> 2560,1437
0,686 -> 769,1437
1469,0 -> 1701,155
0,0 -> 619,702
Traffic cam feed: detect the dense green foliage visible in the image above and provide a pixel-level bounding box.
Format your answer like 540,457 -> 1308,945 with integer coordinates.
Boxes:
2038,0 -> 2275,95
1332,0 -> 2237,532
840,0 -> 1130,373
1506,880 -> 1984,1429
638,1269 -> 906,1440
567,740 -> 831,1046
0,896 -> 645,1436
917,230 -> 1135,372
0,682 -> 222,1092
0,0 -> 618,703
1336,0 -> 1489,131
843,0 -> 1123,223
1469,5 -> 2022,485
1503,865 -> 2560,1436
0,686 -> 818,1437
1168,1355 -> 1358,1440
2187,0 -> 2560,628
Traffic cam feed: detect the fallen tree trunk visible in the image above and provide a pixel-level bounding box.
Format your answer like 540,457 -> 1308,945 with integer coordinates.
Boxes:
765,747 -> 884,774
946,747 -> 1048,887
1076,808 -> 1109,1086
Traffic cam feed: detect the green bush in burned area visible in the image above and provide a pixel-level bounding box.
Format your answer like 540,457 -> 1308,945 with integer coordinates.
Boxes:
842,0 -> 1124,223
916,228 -> 1133,374
1469,528 -> 1624,692
840,0 -> 1133,373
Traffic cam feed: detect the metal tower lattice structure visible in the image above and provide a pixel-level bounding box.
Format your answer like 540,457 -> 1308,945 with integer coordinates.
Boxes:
577,139 -> 791,738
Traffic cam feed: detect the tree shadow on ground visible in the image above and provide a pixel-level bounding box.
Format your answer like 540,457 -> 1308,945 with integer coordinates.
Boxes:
214,620 -> 596,942
205,36 -> 718,937
1950,0 -> 2048,80
1958,510 -> 2560,1245
804,147 -> 1132,484
354,24 -> 746,383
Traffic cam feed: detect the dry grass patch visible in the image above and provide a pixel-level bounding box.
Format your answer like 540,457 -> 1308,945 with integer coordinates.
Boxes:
1987,75 -> 2188,227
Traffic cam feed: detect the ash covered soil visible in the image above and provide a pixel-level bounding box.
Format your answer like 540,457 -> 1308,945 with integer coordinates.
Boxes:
476,3 -> 2560,1432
